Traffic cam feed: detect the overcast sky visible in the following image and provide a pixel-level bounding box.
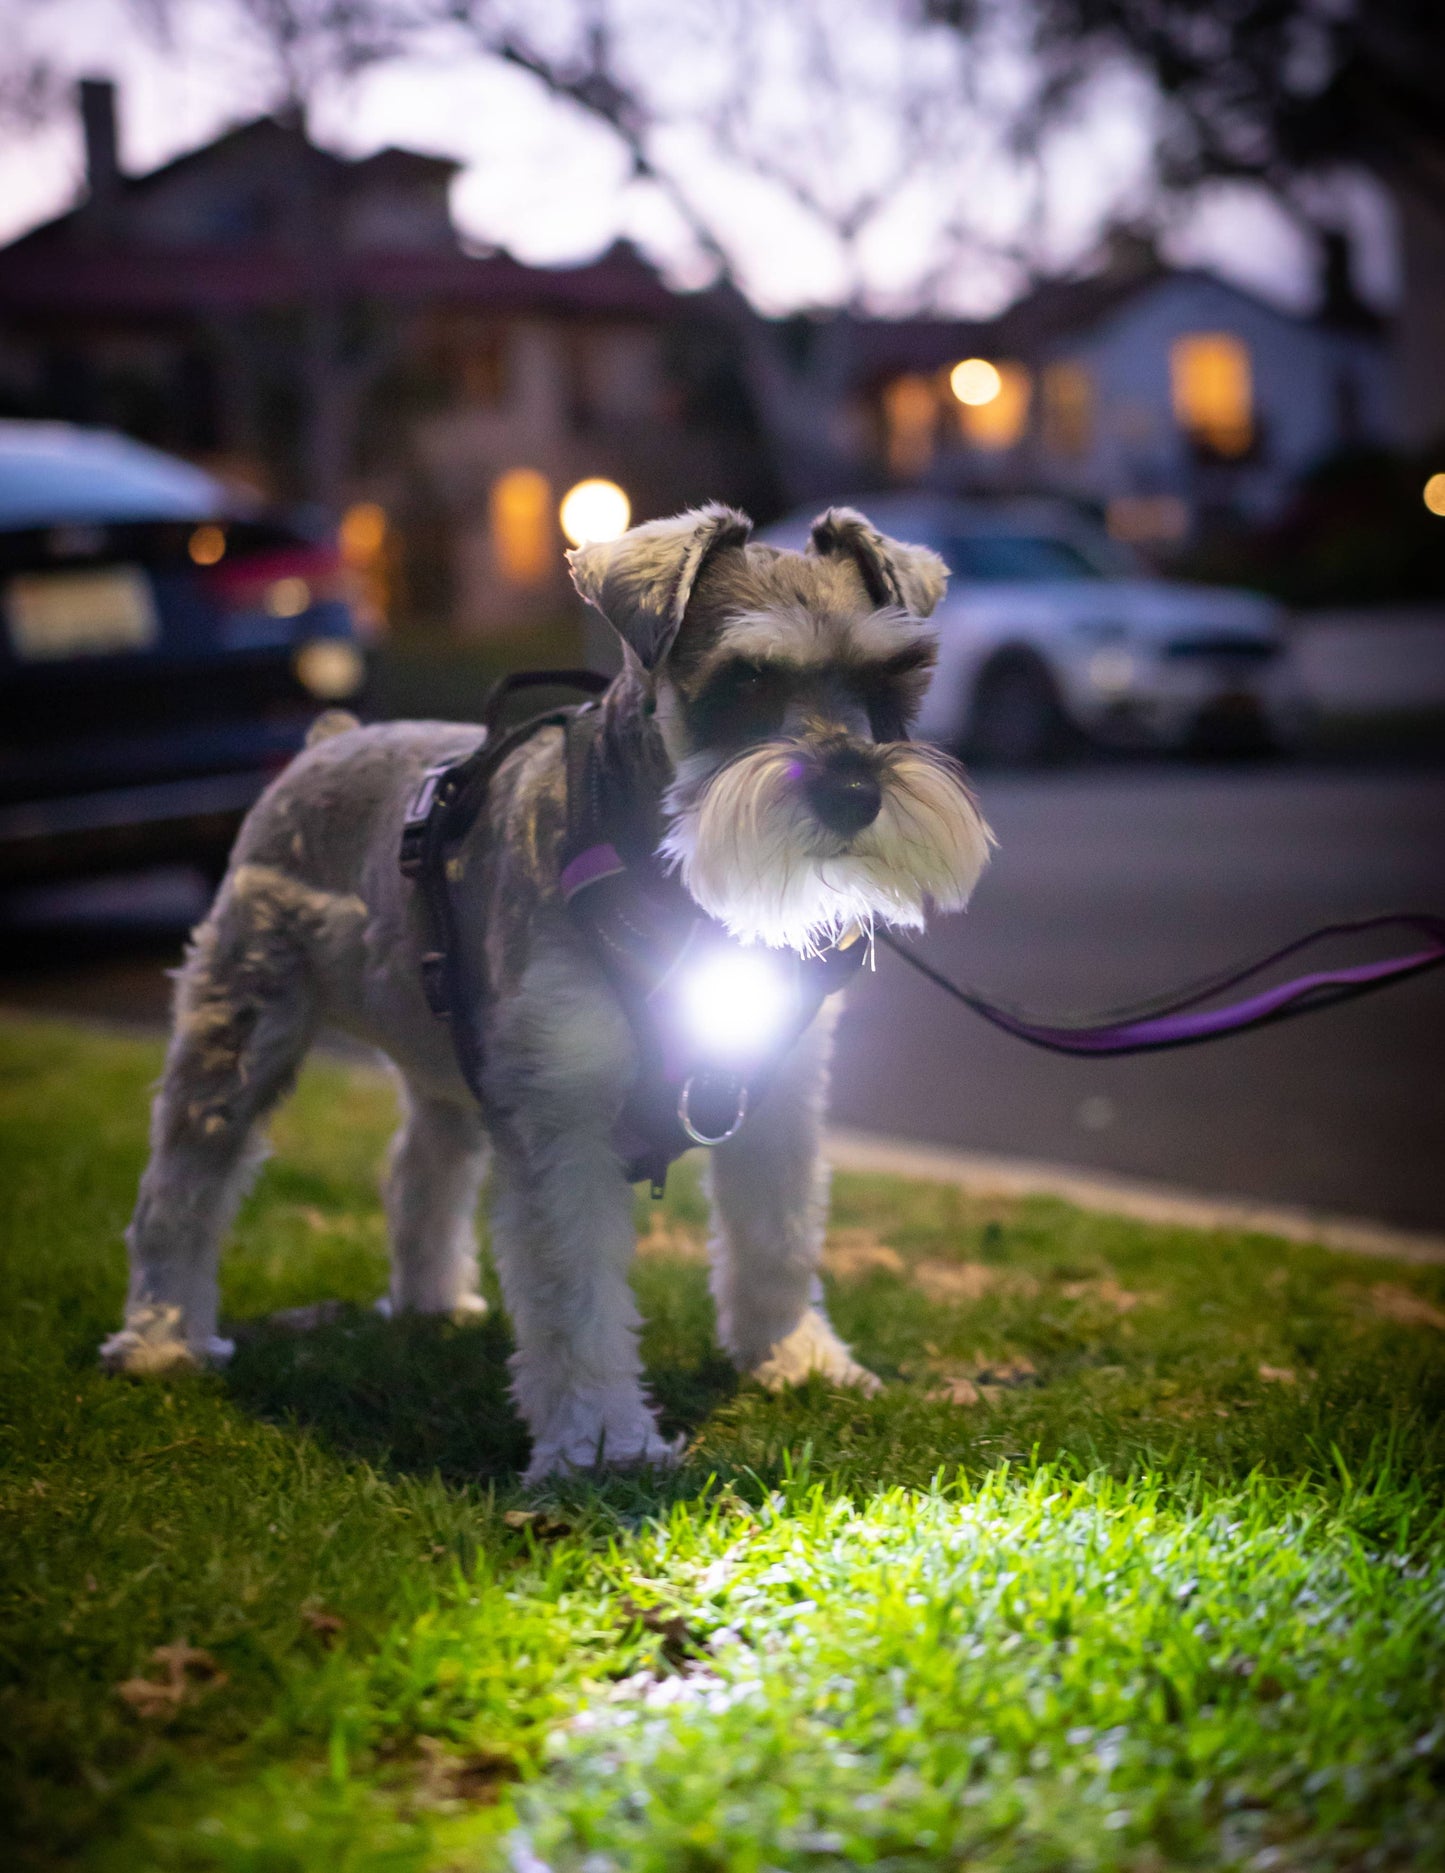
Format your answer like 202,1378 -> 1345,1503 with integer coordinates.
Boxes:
0,0 -> 1399,318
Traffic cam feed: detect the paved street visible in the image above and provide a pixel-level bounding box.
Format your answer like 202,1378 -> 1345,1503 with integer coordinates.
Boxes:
3,762 -> 1443,1229
831,762 -> 1445,1231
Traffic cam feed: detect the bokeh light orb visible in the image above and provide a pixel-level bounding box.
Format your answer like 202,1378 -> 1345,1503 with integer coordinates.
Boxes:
560,478 -> 631,547
1424,473 -> 1445,517
949,358 -> 1003,406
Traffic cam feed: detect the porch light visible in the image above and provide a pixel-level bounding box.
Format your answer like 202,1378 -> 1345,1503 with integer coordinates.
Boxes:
560,478 -> 630,548
949,358 -> 1002,407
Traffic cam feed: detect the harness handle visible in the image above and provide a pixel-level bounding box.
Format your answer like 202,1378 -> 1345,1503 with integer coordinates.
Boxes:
479,668 -> 610,735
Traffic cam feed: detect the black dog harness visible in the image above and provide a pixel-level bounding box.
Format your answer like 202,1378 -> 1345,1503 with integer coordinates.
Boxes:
400,672 -> 866,1193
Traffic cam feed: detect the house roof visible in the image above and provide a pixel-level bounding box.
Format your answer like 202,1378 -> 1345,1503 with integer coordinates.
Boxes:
0,239 -> 694,322
0,103 -> 695,324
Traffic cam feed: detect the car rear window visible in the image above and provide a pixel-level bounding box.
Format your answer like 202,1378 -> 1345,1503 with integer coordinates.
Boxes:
944,534 -> 1105,582
0,425 -> 232,529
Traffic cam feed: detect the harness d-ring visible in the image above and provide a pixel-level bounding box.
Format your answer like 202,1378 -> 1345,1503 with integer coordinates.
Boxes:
677,1075 -> 749,1146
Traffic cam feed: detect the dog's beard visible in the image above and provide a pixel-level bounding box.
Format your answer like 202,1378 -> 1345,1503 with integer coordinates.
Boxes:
660,741 -> 995,950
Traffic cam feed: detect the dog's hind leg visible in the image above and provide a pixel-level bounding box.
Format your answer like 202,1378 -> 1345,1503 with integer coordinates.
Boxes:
381,1085 -> 489,1317
101,867 -> 338,1374
706,1005 -> 880,1394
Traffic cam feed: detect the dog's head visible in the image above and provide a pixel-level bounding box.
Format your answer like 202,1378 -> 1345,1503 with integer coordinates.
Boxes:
568,502 -> 993,949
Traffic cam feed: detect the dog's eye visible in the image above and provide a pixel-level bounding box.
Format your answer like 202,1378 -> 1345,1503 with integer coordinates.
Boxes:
692,659 -> 791,746
852,648 -> 934,741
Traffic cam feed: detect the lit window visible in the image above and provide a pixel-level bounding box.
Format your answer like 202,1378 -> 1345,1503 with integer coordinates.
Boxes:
339,502 -> 389,638
339,502 -> 387,565
1171,333 -> 1253,457
882,375 -> 938,478
489,468 -> 553,586
957,363 -> 1031,451
1042,361 -> 1094,458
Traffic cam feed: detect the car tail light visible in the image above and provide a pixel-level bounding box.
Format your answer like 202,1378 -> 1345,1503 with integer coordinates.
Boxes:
202,541 -> 353,619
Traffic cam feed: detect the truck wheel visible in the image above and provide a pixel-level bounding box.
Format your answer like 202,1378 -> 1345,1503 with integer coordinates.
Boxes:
967,657 -> 1071,767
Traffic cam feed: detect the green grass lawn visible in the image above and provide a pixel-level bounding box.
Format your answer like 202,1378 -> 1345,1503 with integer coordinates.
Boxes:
3,1015 -> 1445,1872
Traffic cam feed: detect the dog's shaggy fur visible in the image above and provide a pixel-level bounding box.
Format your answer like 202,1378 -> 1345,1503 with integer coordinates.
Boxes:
102,505 -> 993,1482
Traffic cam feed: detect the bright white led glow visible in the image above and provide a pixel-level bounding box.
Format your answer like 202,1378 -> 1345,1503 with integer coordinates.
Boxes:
680,950 -> 794,1062
559,477 -> 631,547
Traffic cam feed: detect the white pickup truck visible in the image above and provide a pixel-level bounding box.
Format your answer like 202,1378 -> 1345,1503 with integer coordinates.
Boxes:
763,494 -> 1306,764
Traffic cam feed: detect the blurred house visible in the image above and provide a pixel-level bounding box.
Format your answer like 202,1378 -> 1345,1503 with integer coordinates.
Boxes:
0,80 -> 1409,617
826,234 -> 1398,553
0,81 -> 774,633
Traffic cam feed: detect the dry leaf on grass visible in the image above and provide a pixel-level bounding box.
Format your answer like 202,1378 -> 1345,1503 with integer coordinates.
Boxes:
974,1355 -> 1038,1385
116,1641 -> 227,1719
1368,1283 -> 1445,1332
503,1509 -> 574,1540
411,1736 -> 520,1809
926,1376 -> 984,1406
1258,1364 -> 1297,1385
1059,1277 -> 1155,1313
913,1261 -> 1038,1304
618,1598 -> 712,1671
823,1230 -> 905,1280
301,1606 -> 346,1644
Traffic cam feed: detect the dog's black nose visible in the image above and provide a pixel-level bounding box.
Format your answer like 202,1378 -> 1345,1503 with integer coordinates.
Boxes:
806,751 -> 882,837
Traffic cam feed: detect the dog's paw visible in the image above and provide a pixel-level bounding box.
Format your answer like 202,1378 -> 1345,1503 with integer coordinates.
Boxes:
750,1308 -> 882,1395
99,1307 -> 235,1376
523,1395 -> 684,1486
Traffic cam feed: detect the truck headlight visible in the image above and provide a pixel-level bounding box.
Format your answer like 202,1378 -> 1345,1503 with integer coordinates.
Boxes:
1087,647 -> 1136,695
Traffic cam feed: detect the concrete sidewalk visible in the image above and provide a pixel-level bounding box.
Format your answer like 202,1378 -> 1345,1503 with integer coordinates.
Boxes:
827,1129 -> 1445,1267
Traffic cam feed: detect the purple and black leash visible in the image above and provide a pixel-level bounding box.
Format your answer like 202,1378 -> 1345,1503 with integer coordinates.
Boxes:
878,913 -> 1445,1058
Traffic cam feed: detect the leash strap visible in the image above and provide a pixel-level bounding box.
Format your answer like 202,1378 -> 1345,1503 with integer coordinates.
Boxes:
879,913 -> 1445,1057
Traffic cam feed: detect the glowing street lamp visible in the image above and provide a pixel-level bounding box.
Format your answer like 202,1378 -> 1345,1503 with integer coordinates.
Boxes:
949,358 -> 1003,407
560,478 -> 631,547
1424,473 -> 1445,518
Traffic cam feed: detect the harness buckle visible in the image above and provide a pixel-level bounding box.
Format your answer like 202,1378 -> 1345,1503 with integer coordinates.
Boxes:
677,1073 -> 749,1146
399,764 -> 456,879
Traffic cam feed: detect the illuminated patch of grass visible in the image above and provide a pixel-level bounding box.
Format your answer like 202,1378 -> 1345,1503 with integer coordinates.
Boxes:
1,1015 -> 1443,1870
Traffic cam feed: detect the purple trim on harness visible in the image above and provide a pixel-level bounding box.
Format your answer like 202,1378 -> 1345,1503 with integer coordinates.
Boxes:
561,842 -> 626,901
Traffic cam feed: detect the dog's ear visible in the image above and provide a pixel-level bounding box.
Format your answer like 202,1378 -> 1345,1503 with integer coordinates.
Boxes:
567,503 -> 753,669
807,507 -> 948,618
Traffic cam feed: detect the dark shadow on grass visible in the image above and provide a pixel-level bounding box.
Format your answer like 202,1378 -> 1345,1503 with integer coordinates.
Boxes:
223,1305 -> 740,1488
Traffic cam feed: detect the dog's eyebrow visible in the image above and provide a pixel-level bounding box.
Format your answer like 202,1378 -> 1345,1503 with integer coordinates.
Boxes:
701,606 -> 935,679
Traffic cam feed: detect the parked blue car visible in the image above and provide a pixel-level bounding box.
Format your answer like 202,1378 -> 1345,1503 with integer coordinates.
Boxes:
0,422 -> 367,885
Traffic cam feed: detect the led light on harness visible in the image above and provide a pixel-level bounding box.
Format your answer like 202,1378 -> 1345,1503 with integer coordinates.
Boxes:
678,948 -> 795,1063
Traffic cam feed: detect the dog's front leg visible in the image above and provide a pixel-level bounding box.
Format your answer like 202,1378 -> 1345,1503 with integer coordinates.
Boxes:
490,1128 -> 677,1484
706,1003 -> 880,1394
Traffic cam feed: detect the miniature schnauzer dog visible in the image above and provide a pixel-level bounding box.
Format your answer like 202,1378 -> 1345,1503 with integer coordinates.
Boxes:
102,505 -> 993,1482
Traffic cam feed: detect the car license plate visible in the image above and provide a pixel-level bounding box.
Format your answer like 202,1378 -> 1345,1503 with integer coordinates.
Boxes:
5,567 -> 159,660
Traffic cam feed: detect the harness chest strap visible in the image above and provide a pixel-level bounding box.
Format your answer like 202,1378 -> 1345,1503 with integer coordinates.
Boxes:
558,708 -> 867,1190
